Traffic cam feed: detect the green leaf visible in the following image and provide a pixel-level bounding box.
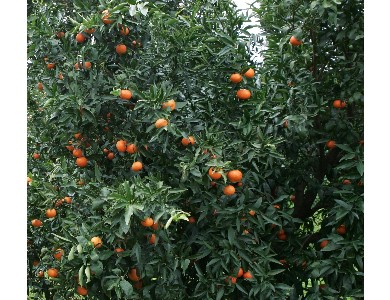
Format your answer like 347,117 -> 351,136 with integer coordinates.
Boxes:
78,265 -> 85,287
125,205 -> 134,225
120,280 -> 133,297
356,161 -> 364,176
216,288 -> 224,300
68,245 -> 76,261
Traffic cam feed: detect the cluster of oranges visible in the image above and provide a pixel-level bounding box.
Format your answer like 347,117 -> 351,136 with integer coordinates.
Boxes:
230,68 -> 255,100
208,168 -> 243,196
226,268 -> 253,284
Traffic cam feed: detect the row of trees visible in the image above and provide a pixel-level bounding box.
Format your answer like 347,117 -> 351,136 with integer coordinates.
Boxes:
27,0 -> 363,299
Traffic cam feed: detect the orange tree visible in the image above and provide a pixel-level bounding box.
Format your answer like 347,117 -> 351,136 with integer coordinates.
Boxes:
27,0 -> 363,299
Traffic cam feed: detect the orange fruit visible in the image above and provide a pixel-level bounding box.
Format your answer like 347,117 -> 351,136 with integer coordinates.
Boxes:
114,247 -> 124,253
33,260 -> 39,267
162,99 -> 176,111
91,236 -> 103,248
53,248 -> 64,260
58,72 -> 64,80
56,31 -> 65,39
84,28 -> 95,34
38,82 -> 43,91
223,185 -> 236,196
84,61 -> 92,69
243,68 -> 255,78
277,229 -> 285,236
149,233 -> 156,245
37,270 -> 44,278
27,176 -> 33,184
133,280 -> 143,289
237,267 -> 244,278
47,268 -> 59,278
188,216 -> 196,224
340,101 -> 347,108
119,25 -> 130,36
290,36 -> 302,46
333,99 -> 342,108
64,196 -> 72,204
46,209 -> 57,218
107,152 -> 115,160
274,204 -> 281,209
47,63 -> 56,70
76,33 -> 86,43
31,219 -> 43,227
336,224 -> 346,235
128,268 -> 140,282
248,210 -> 256,216
227,276 -> 237,284
33,153 -> 40,159
131,161 -> 143,171
155,118 -> 168,128
74,132 -> 82,139
126,144 -> 138,154
66,145 -> 74,151
208,167 -> 222,180
243,271 -> 253,279
76,157 -> 88,168
283,120 -> 289,128
227,170 -> 242,182
230,73 -> 242,83
319,240 -> 329,249
210,181 -> 216,188
141,217 -> 154,227
72,148 -> 83,158
55,199 -> 64,207
77,286 -> 88,296
343,179 -> 351,185
290,195 -> 296,202
116,44 -> 127,55
102,11 -> 113,24
236,89 -> 251,100
326,140 -> 336,149
151,222 -> 159,230
120,89 -> 132,100
116,140 -> 127,152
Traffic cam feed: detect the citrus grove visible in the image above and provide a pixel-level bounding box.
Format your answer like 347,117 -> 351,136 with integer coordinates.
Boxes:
27,0 -> 363,299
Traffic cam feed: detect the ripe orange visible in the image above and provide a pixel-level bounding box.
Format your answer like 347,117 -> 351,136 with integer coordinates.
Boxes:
119,25 -> 130,36
133,280 -> 143,289
64,196 -> 72,204
53,248 -> 64,260
243,271 -> 253,279
132,161 -> 143,172
116,44 -> 127,55
283,120 -> 289,128
58,72 -> 64,80
155,118 -> 168,128
66,145 -> 74,151
248,210 -> 256,216
273,204 -> 281,209
326,140 -> 336,149
116,140 -> 127,152
333,99 -> 342,108
290,36 -> 302,46
227,170 -> 242,182
31,219 -> 43,227
56,31 -> 65,39
77,285 -> 88,296
47,268 -> 59,278
33,260 -> 39,266
55,199 -> 64,207
91,236 -> 103,248
27,176 -> 33,184
126,144 -> 138,154
76,157 -> 88,168
151,222 -> 159,230
38,82 -> 43,91
340,101 -> 346,108
237,267 -> 244,278
188,216 -> 196,224
120,89 -> 132,100
162,99 -> 176,110
84,61 -> 92,69
141,217 -> 154,227
76,33 -> 86,43
343,179 -> 351,185
228,276 -> 237,284
149,233 -> 156,245
208,167 -> 222,180
47,63 -> 55,70
107,152 -> 115,160
277,229 -> 285,236
84,28 -> 95,34
336,224 -> 346,235
279,259 -> 288,268
37,270 -> 44,278
72,148 -> 83,158
74,132 -> 82,139
114,247 -> 124,253
102,11 -> 113,24
128,268 -> 140,282
33,153 -> 40,159
77,286 -> 88,296
319,240 -> 329,249
210,181 -> 217,188
230,73 -> 242,83
236,89 -> 251,100
278,234 -> 287,241
244,68 -> 255,78
290,195 -> 296,202
223,185 -> 236,196
46,209 -> 57,218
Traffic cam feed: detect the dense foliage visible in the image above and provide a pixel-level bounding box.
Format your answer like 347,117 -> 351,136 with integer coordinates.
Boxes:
27,0 -> 363,299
